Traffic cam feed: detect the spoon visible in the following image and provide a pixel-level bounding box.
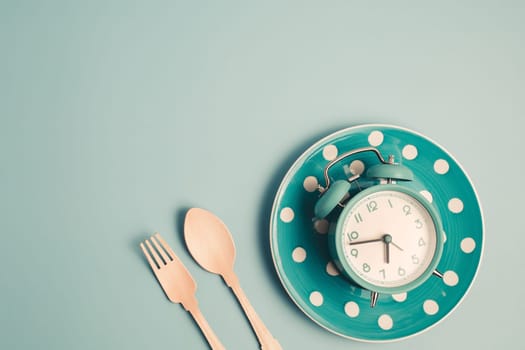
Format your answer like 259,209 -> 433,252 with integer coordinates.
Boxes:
184,208 -> 282,350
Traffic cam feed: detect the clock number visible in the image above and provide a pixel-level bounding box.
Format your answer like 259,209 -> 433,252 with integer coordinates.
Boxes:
403,205 -> 411,216
347,231 -> 359,241
350,248 -> 358,258
354,212 -> 363,223
398,267 -> 406,276
414,219 -> 423,229
366,200 -> 378,213
412,254 -> 420,264
418,237 -> 426,247
388,199 -> 393,208
363,263 -> 371,273
379,269 -> 386,279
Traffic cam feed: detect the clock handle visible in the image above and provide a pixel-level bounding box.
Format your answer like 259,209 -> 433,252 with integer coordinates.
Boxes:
321,147 -> 387,190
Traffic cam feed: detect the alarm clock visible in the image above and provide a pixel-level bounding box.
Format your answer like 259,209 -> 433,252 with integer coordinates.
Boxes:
314,147 -> 445,307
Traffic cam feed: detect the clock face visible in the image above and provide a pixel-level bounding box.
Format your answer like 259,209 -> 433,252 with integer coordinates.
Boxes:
339,188 -> 441,292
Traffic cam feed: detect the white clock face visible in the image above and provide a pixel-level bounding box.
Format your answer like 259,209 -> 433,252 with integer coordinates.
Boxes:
341,189 -> 438,289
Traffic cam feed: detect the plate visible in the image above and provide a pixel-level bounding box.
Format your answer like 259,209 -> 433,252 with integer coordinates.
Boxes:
269,124 -> 484,342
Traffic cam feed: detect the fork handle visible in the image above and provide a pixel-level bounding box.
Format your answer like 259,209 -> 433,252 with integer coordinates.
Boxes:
224,273 -> 282,350
186,302 -> 226,350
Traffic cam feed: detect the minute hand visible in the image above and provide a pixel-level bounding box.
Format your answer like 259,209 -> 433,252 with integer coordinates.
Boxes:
349,237 -> 384,245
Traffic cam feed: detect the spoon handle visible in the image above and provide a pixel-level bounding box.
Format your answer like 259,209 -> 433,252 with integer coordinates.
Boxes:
224,273 -> 282,350
186,300 -> 226,350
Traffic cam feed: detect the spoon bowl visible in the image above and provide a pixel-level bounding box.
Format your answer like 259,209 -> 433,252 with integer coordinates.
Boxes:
184,208 -> 236,275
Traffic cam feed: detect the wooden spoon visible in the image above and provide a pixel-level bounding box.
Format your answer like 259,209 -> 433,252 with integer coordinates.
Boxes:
184,208 -> 282,350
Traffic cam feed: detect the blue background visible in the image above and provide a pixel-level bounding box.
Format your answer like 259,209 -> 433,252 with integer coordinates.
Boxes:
1,1 -> 523,349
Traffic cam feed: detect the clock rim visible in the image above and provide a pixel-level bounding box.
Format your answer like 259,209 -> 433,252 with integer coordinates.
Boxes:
332,184 -> 445,294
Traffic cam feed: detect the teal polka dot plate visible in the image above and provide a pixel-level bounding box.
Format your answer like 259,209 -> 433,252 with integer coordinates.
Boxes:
269,124 -> 484,342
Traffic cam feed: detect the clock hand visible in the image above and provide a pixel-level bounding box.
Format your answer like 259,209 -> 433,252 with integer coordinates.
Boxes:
383,234 -> 392,264
391,241 -> 404,251
348,237 -> 384,245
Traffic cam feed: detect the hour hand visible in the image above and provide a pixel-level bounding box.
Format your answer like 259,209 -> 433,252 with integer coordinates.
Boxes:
348,237 -> 384,246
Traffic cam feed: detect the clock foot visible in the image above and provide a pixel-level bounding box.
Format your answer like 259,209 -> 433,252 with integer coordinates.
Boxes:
433,269 -> 444,278
370,291 -> 379,308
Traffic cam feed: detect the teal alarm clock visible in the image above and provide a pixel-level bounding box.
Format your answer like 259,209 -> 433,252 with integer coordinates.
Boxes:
315,147 -> 445,307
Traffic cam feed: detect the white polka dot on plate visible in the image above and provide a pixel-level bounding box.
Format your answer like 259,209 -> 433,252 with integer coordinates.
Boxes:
280,207 -> 295,222
434,159 -> 450,174
348,160 -> 365,175
443,270 -> 459,286
461,237 -> 476,253
292,247 -> 307,263
448,198 -> 464,213
322,145 -> 338,161
344,301 -> 360,318
378,314 -> 393,330
392,293 -> 407,302
326,261 -> 340,276
419,190 -> 433,203
402,145 -> 418,160
303,176 -> 319,192
314,219 -> 329,234
423,300 -> 439,315
368,131 -> 384,146
309,291 -> 324,306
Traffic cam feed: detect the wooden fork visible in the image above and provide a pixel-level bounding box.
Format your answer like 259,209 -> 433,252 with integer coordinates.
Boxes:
140,233 -> 226,350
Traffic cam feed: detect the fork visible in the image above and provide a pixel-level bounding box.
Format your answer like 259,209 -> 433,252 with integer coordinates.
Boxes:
140,233 -> 226,350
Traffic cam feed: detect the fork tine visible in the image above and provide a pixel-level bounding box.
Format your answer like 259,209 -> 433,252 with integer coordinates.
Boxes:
151,234 -> 171,263
154,233 -> 176,261
140,242 -> 159,270
145,239 -> 164,268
